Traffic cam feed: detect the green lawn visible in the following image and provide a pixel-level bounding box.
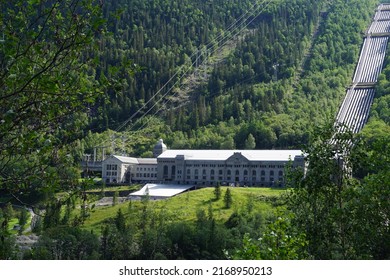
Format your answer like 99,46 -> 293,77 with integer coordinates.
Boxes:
81,186 -> 287,234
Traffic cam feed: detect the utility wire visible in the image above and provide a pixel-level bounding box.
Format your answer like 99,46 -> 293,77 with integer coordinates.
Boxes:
99,0 -> 275,149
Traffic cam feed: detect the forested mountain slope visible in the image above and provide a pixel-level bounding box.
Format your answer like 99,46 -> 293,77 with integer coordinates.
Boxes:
83,0 -> 383,157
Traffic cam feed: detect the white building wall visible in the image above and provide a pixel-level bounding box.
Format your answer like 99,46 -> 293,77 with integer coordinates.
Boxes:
132,164 -> 158,182
102,157 -> 123,184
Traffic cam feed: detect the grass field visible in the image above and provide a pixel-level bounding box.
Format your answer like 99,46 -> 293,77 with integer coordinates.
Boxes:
81,186 -> 287,234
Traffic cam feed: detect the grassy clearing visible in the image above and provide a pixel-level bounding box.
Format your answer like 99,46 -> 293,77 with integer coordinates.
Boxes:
81,187 -> 287,234
159,187 -> 286,222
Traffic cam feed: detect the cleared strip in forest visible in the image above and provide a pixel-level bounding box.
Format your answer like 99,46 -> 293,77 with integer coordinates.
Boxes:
335,4 -> 390,134
113,1 -> 276,132
93,0 -> 278,150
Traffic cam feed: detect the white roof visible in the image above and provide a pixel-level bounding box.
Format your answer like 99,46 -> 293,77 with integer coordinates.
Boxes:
129,184 -> 193,198
104,155 -> 157,165
137,158 -> 158,165
158,149 -> 303,161
105,155 -> 138,164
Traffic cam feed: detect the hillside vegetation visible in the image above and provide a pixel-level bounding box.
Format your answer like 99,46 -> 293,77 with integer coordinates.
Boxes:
1,0 -> 389,260
81,187 -> 285,233
81,0 -> 383,158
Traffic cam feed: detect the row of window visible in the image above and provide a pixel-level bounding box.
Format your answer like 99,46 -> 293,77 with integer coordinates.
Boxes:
185,164 -> 285,169
106,164 -> 118,171
136,167 -> 157,171
106,171 -> 118,177
133,173 -> 157,178
185,169 -> 283,176
184,175 -> 284,182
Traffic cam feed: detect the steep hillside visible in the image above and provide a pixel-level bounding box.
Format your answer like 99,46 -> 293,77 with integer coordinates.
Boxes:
83,0 -> 380,156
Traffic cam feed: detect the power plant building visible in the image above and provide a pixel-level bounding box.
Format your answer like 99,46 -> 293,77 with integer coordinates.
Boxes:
102,139 -> 305,187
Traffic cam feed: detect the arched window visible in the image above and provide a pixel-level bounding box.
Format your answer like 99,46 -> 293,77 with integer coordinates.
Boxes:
171,165 -> 176,176
270,170 -> 274,176
194,169 -> 199,180
235,170 -> 240,176
244,170 -> 248,176
211,169 -> 215,175
163,165 -> 169,176
278,170 -> 283,177
202,169 -> 206,175
261,170 -> 265,176
252,170 -> 256,176
227,170 -> 231,175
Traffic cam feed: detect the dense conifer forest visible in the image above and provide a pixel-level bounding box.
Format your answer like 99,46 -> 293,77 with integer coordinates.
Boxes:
79,0 -> 389,156
0,0 -> 389,260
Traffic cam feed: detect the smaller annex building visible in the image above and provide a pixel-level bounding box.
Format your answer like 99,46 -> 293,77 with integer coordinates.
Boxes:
102,139 -> 167,184
102,155 -> 157,184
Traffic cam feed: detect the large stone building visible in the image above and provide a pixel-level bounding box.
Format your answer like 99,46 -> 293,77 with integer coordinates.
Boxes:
157,149 -> 304,187
102,139 -> 305,186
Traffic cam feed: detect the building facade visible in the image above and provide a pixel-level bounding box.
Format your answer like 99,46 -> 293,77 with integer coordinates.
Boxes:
157,149 -> 305,187
102,155 -> 157,184
102,140 -> 305,186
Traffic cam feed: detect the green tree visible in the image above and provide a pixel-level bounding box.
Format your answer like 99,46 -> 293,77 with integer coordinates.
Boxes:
224,188 -> 233,209
287,124 -> 390,259
228,213 -> 308,260
213,183 -> 221,200
18,207 -> 29,235
112,191 -> 119,206
0,204 -> 17,259
0,0 -> 105,198
29,226 -> 100,260
244,133 -> 256,149
2,203 -> 14,222
114,209 -> 126,233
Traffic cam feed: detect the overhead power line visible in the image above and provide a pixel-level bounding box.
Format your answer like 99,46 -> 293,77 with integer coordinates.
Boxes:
99,0 -> 276,150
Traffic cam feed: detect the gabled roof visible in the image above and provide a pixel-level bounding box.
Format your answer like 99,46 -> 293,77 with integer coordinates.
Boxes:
137,158 -> 158,165
103,155 -> 157,165
104,155 -> 138,164
226,152 -> 250,163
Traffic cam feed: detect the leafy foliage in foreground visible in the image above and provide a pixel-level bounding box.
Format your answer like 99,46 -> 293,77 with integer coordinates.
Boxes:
233,126 -> 390,260
0,0 -> 105,196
